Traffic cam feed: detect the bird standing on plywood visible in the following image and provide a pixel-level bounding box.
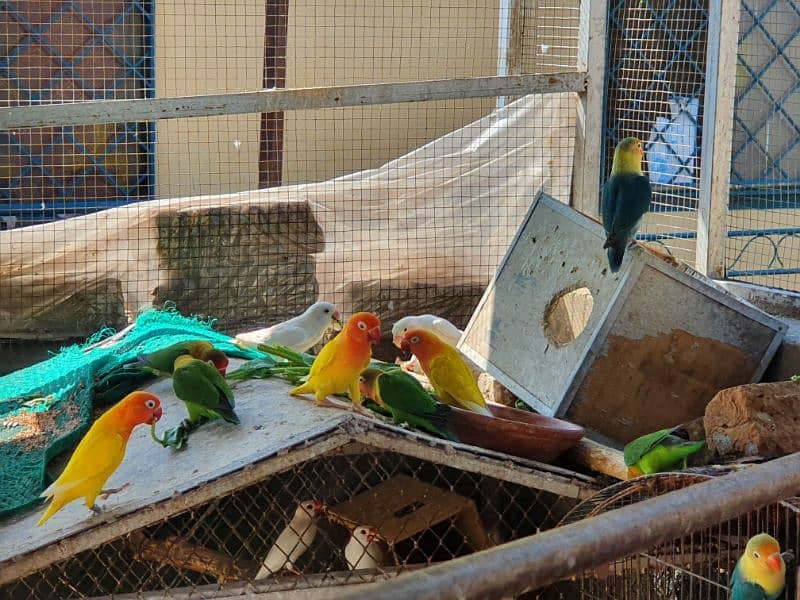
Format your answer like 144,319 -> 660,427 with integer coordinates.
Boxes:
289,312 -> 381,409
235,301 -> 343,353
623,427 -> 705,478
601,137 -> 652,273
730,533 -> 786,600
37,391 -> 163,527
400,329 -> 492,416
256,500 -> 326,578
344,525 -> 385,571
359,367 -> 457,441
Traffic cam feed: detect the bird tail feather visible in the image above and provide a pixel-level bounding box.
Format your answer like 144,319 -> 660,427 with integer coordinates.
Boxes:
607,244 -> 625,273
37,495 -> 64,527
290,381 -> 314,396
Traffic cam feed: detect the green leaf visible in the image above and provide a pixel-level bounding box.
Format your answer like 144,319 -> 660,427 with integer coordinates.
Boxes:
257,344 -> 315,366
151,421 -> 189,450
226,358 -> 279,381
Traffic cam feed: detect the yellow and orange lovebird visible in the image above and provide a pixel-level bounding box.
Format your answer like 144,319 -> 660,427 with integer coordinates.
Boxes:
289,312 -> 381,408
400,329 -> 491,416
37,391 -> 163,527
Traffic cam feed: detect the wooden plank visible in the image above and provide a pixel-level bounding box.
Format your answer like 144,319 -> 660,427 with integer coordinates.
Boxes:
564,438 -> 628,481
0,73 -> 587,129
696,0 -> 741,277
572,0 -> 609,218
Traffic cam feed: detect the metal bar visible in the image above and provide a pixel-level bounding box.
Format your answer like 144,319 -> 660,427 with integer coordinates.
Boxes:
696,0 -> 740,278
0,72 -> 587,129
339,452 -> 800,600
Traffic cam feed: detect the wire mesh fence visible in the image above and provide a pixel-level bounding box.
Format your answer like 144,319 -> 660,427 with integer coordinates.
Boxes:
0,446 -> 579,599
726,0 -> 800,291
561,472 -> 800,600
602,0 -> 709,267
0,0 -> 583,371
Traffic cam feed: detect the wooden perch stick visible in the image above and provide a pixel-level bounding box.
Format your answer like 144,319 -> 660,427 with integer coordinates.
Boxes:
127,531 -> 256,584
565,438 -> 628,480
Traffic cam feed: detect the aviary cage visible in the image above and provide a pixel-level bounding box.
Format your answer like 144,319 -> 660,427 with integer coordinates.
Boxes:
0,376 -> 595,599
560,471 -> 800,599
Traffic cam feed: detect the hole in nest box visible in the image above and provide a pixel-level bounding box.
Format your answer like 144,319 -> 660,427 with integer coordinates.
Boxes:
543,287 -> 594,347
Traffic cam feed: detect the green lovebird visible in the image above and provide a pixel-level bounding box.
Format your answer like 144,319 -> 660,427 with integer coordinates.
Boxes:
138,340 -> 229,377
359,368 -> 457,441
171,355 -> 239,427
731,533 -> 786,600
601,137 -> 652,272
623,428 -> 704,478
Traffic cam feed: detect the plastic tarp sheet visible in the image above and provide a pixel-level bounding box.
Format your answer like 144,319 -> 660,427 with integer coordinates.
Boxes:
0,92 -> 577,338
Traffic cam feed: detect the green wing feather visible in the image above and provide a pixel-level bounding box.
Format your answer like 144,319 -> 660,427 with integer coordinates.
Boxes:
377,371 -> 457,441
138,340 -> 203,374
173,359 -> 238,424
623,428 -> 675,466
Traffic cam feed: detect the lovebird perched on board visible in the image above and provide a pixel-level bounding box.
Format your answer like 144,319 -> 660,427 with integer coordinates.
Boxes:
235,301 -> 343,353
137,340 -> 229,377
359,368 -> 457,441
345,525 -> 385,571
37,391 -> 163,527
624,427 -> 705,478
290,312 -> 381,408
256,500 -> 326,578
731,533 -> 786,600
171,355 -> 239,428
400,329 -> 491,416
601,137 -> 652,273
392,314 -> 462,348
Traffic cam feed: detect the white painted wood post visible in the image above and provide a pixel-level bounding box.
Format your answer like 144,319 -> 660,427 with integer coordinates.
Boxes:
572,0 -> 609,220
697,0 -> 740,278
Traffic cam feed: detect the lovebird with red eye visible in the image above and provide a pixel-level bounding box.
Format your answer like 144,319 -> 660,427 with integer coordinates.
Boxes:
289,312 -> 381,409
731,533 -> 787,600
601,137 -> 652,273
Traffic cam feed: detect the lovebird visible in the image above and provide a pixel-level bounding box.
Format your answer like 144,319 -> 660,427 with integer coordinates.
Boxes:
172,355 -> 239,428
359,367 -> 457,441
236,301 -> 343,353
138,340 -> 229,377
289,312 -> 381,408
731,533 -> 786,600
601,137 -> 652,272
400,329 -> 491,416
624,427 -> 705,478
392,314 -> 462,348
345,525 -> 385,571
37,391 -> 163,527
256,500 -> 325,578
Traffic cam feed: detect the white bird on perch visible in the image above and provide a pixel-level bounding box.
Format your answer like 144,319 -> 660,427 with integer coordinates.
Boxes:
256,500 -> 325,578
344,525 -> 385,571
236,301 -> 342,353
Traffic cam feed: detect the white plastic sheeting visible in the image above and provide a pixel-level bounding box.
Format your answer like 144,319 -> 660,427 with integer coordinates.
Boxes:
0,92 -> 576,337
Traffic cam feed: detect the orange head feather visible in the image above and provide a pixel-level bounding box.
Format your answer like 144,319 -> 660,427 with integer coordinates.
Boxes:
400,328 -> 447,368
343,312 -> 382,346
189,342 -> 229,376
114,391 -> 163,433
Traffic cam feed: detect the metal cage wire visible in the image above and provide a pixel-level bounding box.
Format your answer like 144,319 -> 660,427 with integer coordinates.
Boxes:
0,446 -> 579,599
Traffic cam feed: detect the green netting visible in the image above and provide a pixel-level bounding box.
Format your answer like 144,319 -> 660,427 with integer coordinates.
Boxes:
0,305 -> 263,518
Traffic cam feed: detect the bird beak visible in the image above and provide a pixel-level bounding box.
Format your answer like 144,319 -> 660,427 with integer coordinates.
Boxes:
218,366 -> 227,377
150,406 -> 163,424
367,326 -> 381,345
332,311 -> 343,330
392,334 -> 403,348
366,529 -> 377,543
767,552 -> 783,572
313,500 -> 326,512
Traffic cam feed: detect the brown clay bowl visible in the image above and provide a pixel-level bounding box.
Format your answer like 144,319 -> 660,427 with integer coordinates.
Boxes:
447,402 -> 585,463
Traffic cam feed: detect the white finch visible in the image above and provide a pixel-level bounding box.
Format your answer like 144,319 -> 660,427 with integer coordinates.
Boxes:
256,500 -> 325,578
344,525 -> 385,571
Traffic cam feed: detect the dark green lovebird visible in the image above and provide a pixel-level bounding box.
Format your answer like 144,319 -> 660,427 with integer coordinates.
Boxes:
359,367 -> 457,441
601,137 -> 652,273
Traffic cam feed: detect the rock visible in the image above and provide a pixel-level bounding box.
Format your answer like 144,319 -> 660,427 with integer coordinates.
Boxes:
703,381 -> 800,457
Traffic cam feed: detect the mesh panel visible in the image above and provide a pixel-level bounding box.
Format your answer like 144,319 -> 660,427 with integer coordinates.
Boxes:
727,0 -> 800,290
1,448 -> 578,598
562,473 -> 800,600
603,0 -> 709,266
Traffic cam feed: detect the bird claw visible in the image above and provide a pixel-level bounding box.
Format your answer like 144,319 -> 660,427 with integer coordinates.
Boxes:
284,563 -> 302,576
98,482 -> 131,501
90,503 -> 104,515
